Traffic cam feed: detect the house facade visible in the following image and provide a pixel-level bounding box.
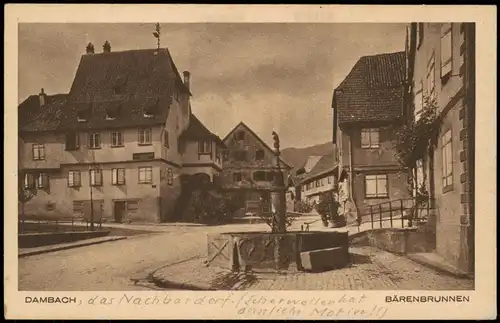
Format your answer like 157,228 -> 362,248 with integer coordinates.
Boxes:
331,51 -> 411,222
18,45 -> 224,223
406,23 -> 475,275
297,154 -> 338,204
220,122 -> 292,216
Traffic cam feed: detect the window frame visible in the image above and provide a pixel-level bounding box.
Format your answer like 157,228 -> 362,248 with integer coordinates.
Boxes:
426,52 -> 436,100
37,172 -> 49,189
364,174 -> 389,199
361,128 -> 380,149
198,140 -> 212,154
32,143 -> 45,160
110,131 -> 124,147
164,130 -> 169,148
65,132 -> 80,151
112,168 -> 126,185
89,169 -> 103,187
255,149 -> 265,161
441,129 -> 454,192
24,173 -> 35,189
138,128 -> 152,146
414,81 -> 424,121
233,172 -> 242,182
235,131 -> 245,141
88,132 -> 101,149
68,171 -> 81,188
138,166 -> 153,184
440,23 -> 453,80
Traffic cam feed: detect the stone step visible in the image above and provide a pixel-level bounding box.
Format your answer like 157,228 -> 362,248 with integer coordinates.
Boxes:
299,246 -> 349,272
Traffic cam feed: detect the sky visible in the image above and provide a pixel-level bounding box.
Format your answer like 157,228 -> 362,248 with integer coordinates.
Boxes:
18,23 -> 406,149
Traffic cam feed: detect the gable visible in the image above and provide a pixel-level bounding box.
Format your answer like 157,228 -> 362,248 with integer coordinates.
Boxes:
223,122 -> 292,169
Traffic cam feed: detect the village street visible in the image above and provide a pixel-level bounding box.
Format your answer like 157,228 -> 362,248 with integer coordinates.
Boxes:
18,221 -> 298,291
18,220 -> 473,291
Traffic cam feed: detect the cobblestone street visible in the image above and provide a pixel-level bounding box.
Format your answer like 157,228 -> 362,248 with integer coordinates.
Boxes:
153,246 -> 474,291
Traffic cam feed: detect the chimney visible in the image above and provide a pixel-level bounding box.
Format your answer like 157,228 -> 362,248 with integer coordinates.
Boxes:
103,41 -> 111,53
39,88 -> 46,107
86,42 -> 95,54
183,71 -> 191,91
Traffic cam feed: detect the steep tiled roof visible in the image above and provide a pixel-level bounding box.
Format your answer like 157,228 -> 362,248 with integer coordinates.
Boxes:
180,113 -> 226,148
299,154 -> 337,184
19,48 -> 187,132
333,51 -> 405,123
18,94 -> 69,132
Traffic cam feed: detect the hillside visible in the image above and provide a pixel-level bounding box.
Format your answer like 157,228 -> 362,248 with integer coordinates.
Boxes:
281,142 -> 333,175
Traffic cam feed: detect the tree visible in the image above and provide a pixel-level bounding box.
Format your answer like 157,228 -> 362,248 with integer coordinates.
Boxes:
18,171 -> 36,220
391,94 -> 439,225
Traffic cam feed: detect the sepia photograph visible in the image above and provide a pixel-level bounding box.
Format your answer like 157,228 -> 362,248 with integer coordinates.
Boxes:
5,4 -> 497,321
16,20 -> 477,292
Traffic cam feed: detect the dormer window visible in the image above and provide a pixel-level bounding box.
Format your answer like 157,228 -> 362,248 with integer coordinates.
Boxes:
76,103 -> 91,122
77,110 -> 88,122
105,104 -> 121,120
144,97 -> 159,118
113,76 -> 127,95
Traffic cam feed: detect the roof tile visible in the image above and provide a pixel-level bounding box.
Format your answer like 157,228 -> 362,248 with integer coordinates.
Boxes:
333,51 -> 405,123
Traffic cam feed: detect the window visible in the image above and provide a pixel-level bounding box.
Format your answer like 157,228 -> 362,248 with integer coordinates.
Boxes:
441,130 -> 453,189
112,168 -> 125,185
361,128 -> 380,148
328,176 -> 332,184
89,169 -> 103,186
234,150 -> 246,161
65,133 -> 80,151
68,171 -> 81,187
164,130 -> 169,148
138,167 -> 153,184
198,140 -> 212,154
235,131 -> 245,141
32,144 -> 45,160
255,149 -> 265,161
138,128 -> 152,145
105,106 -> 121,120
440,23 -> 453,79
111,132 -> 124,147
88,133 -> 101,149
37,173 -> 49,189
24,173 -> 35,189
426,53 -> 436,99
253,171 -> 274,182
233,172 -> 242,182
414,81 -> 424,121
417,23 -> 424,49
365,174 -> 388,198
216,148 -> 222,164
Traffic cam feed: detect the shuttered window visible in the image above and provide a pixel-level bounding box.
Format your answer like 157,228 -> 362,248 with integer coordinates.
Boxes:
365,175 -> 388,198
441,130 -> 453,189
440,23 -> 453,78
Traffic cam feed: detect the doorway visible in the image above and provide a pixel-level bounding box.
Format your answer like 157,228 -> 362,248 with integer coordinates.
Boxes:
114,201 -> 126,223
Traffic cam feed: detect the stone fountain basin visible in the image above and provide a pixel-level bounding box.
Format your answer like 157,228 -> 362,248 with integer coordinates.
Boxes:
207,230 -> 349,272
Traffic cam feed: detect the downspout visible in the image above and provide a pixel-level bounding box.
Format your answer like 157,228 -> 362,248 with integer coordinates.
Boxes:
348,128 -> 357,217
